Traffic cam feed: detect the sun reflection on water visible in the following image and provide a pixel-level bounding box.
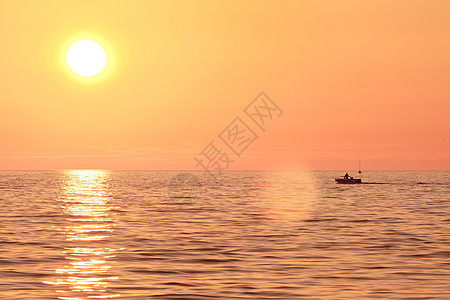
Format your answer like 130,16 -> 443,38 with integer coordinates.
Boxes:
44,170 -> 121,299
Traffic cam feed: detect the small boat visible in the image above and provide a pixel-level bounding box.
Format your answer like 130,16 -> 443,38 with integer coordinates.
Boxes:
335,173 -> 362,184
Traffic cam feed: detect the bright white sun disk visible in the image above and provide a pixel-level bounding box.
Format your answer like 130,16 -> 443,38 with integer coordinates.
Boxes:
66,40 -> 107,77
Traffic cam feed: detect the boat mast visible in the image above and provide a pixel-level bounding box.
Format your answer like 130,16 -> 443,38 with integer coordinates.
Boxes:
358,156 -> 362,173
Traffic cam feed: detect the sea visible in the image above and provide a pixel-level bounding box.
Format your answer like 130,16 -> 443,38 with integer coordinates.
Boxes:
0,170 -> 449,299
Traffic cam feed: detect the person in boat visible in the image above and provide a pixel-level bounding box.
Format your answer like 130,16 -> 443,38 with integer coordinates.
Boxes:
344,173 -> 353,180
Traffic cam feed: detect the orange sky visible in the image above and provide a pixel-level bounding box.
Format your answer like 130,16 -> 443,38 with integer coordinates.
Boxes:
1,0 -> 449,170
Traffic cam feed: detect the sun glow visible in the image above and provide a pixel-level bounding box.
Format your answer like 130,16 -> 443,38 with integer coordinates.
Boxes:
66,40 -> 107,77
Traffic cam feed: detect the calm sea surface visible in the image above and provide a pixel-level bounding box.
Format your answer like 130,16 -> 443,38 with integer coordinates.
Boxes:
0,171 -> 449,299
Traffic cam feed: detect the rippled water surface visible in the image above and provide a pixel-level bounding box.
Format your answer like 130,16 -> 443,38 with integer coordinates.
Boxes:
0,171 -> 449,299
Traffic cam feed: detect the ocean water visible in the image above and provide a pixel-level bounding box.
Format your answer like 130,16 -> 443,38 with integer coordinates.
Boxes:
0,170 -> 449,299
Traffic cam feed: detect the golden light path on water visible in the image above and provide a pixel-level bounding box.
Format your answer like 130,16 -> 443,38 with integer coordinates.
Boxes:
44,170 -> 121,300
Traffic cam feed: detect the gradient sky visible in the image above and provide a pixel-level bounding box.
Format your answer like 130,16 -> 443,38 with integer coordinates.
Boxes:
1,0 -> 449,170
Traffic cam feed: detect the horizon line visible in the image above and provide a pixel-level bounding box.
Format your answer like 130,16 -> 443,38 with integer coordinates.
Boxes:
0,169 -> 449,172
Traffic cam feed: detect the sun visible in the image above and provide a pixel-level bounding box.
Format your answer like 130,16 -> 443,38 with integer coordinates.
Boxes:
66,40 -> 107,77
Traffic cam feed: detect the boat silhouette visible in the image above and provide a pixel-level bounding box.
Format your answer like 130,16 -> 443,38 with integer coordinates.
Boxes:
335,173 -> 362,184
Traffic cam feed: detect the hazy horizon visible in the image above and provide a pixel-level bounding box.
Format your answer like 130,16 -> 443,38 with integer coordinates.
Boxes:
1,169 -> 449,172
